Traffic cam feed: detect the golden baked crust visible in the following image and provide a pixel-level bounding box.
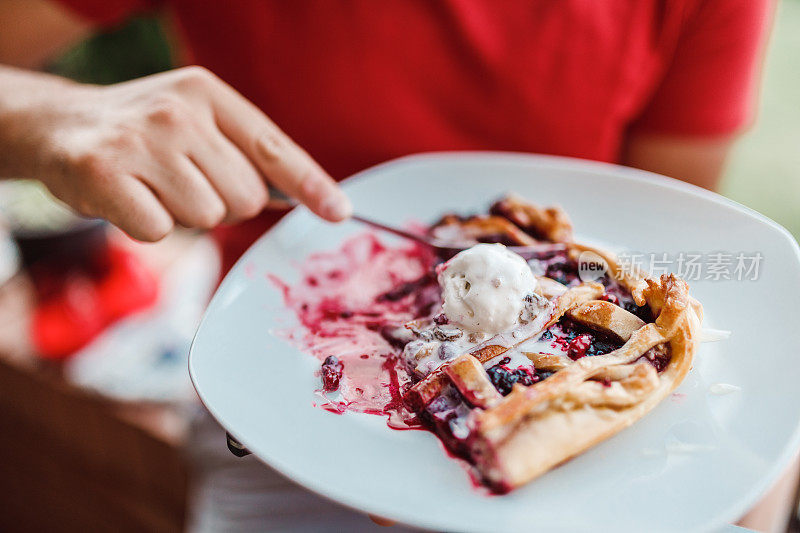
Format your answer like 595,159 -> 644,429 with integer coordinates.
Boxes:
490,192 -> 574,243
430,214 -> 538,246
404,195 -> 703,492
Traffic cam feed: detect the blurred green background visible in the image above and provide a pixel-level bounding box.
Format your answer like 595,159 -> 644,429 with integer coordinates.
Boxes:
721,0 -> 800,239
49,2 -> 799,239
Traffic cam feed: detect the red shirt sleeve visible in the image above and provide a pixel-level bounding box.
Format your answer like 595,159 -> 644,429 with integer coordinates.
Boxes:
632,0 -> 774,136
53,0 -> 161,27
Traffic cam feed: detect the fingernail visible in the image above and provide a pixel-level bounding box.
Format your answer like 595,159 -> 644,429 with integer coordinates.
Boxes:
321,192 -> 352,221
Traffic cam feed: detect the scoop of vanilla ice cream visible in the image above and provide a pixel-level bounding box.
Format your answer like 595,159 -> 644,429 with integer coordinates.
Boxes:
438,243 -> 537,335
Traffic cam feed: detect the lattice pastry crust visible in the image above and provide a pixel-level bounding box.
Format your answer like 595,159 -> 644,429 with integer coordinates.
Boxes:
404,198 -> 703,492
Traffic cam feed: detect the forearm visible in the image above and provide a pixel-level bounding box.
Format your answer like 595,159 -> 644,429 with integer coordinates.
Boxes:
622,132 -> 737,191
0,64 -> 89,180
0,0 -> 91,69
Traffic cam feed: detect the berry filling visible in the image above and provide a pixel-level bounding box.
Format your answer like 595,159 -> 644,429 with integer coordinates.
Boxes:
567,333 -> 593,360
486,357 -> 539,395
377,273 -> 434,302
545,319 -> 621,359
320,355 -> 344,392
433,312 -> 449,325
475,233 -> 522,247
421,385 -> 473,456
598,292 -> 619,305
544,259 -> 580,286
638,343 -> 671,372
623,300 -> 654,322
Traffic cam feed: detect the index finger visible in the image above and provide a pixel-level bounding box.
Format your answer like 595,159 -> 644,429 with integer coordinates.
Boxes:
208,80 -> 352,222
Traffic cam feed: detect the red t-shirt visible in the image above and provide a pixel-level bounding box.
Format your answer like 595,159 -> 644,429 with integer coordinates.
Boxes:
56,0 -> 772,270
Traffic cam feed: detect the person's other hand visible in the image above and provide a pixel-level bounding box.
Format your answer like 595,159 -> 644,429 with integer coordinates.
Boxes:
35,66 -> 351,241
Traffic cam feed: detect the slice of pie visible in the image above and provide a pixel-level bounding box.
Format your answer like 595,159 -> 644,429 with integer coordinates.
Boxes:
395,194 -> 703,493
279,193 -> 705,493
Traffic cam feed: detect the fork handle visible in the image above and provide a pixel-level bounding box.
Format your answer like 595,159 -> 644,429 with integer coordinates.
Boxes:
350,215 -> 432,246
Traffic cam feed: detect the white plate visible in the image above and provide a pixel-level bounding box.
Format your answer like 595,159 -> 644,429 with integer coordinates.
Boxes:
189,152 -> 800,532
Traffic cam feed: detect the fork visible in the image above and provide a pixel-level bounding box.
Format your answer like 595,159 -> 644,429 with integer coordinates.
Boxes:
349,214 -> 566,258
266,193 -> 566,258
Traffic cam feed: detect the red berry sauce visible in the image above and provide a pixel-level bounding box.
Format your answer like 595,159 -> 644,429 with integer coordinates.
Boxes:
269,232 -> 437,429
